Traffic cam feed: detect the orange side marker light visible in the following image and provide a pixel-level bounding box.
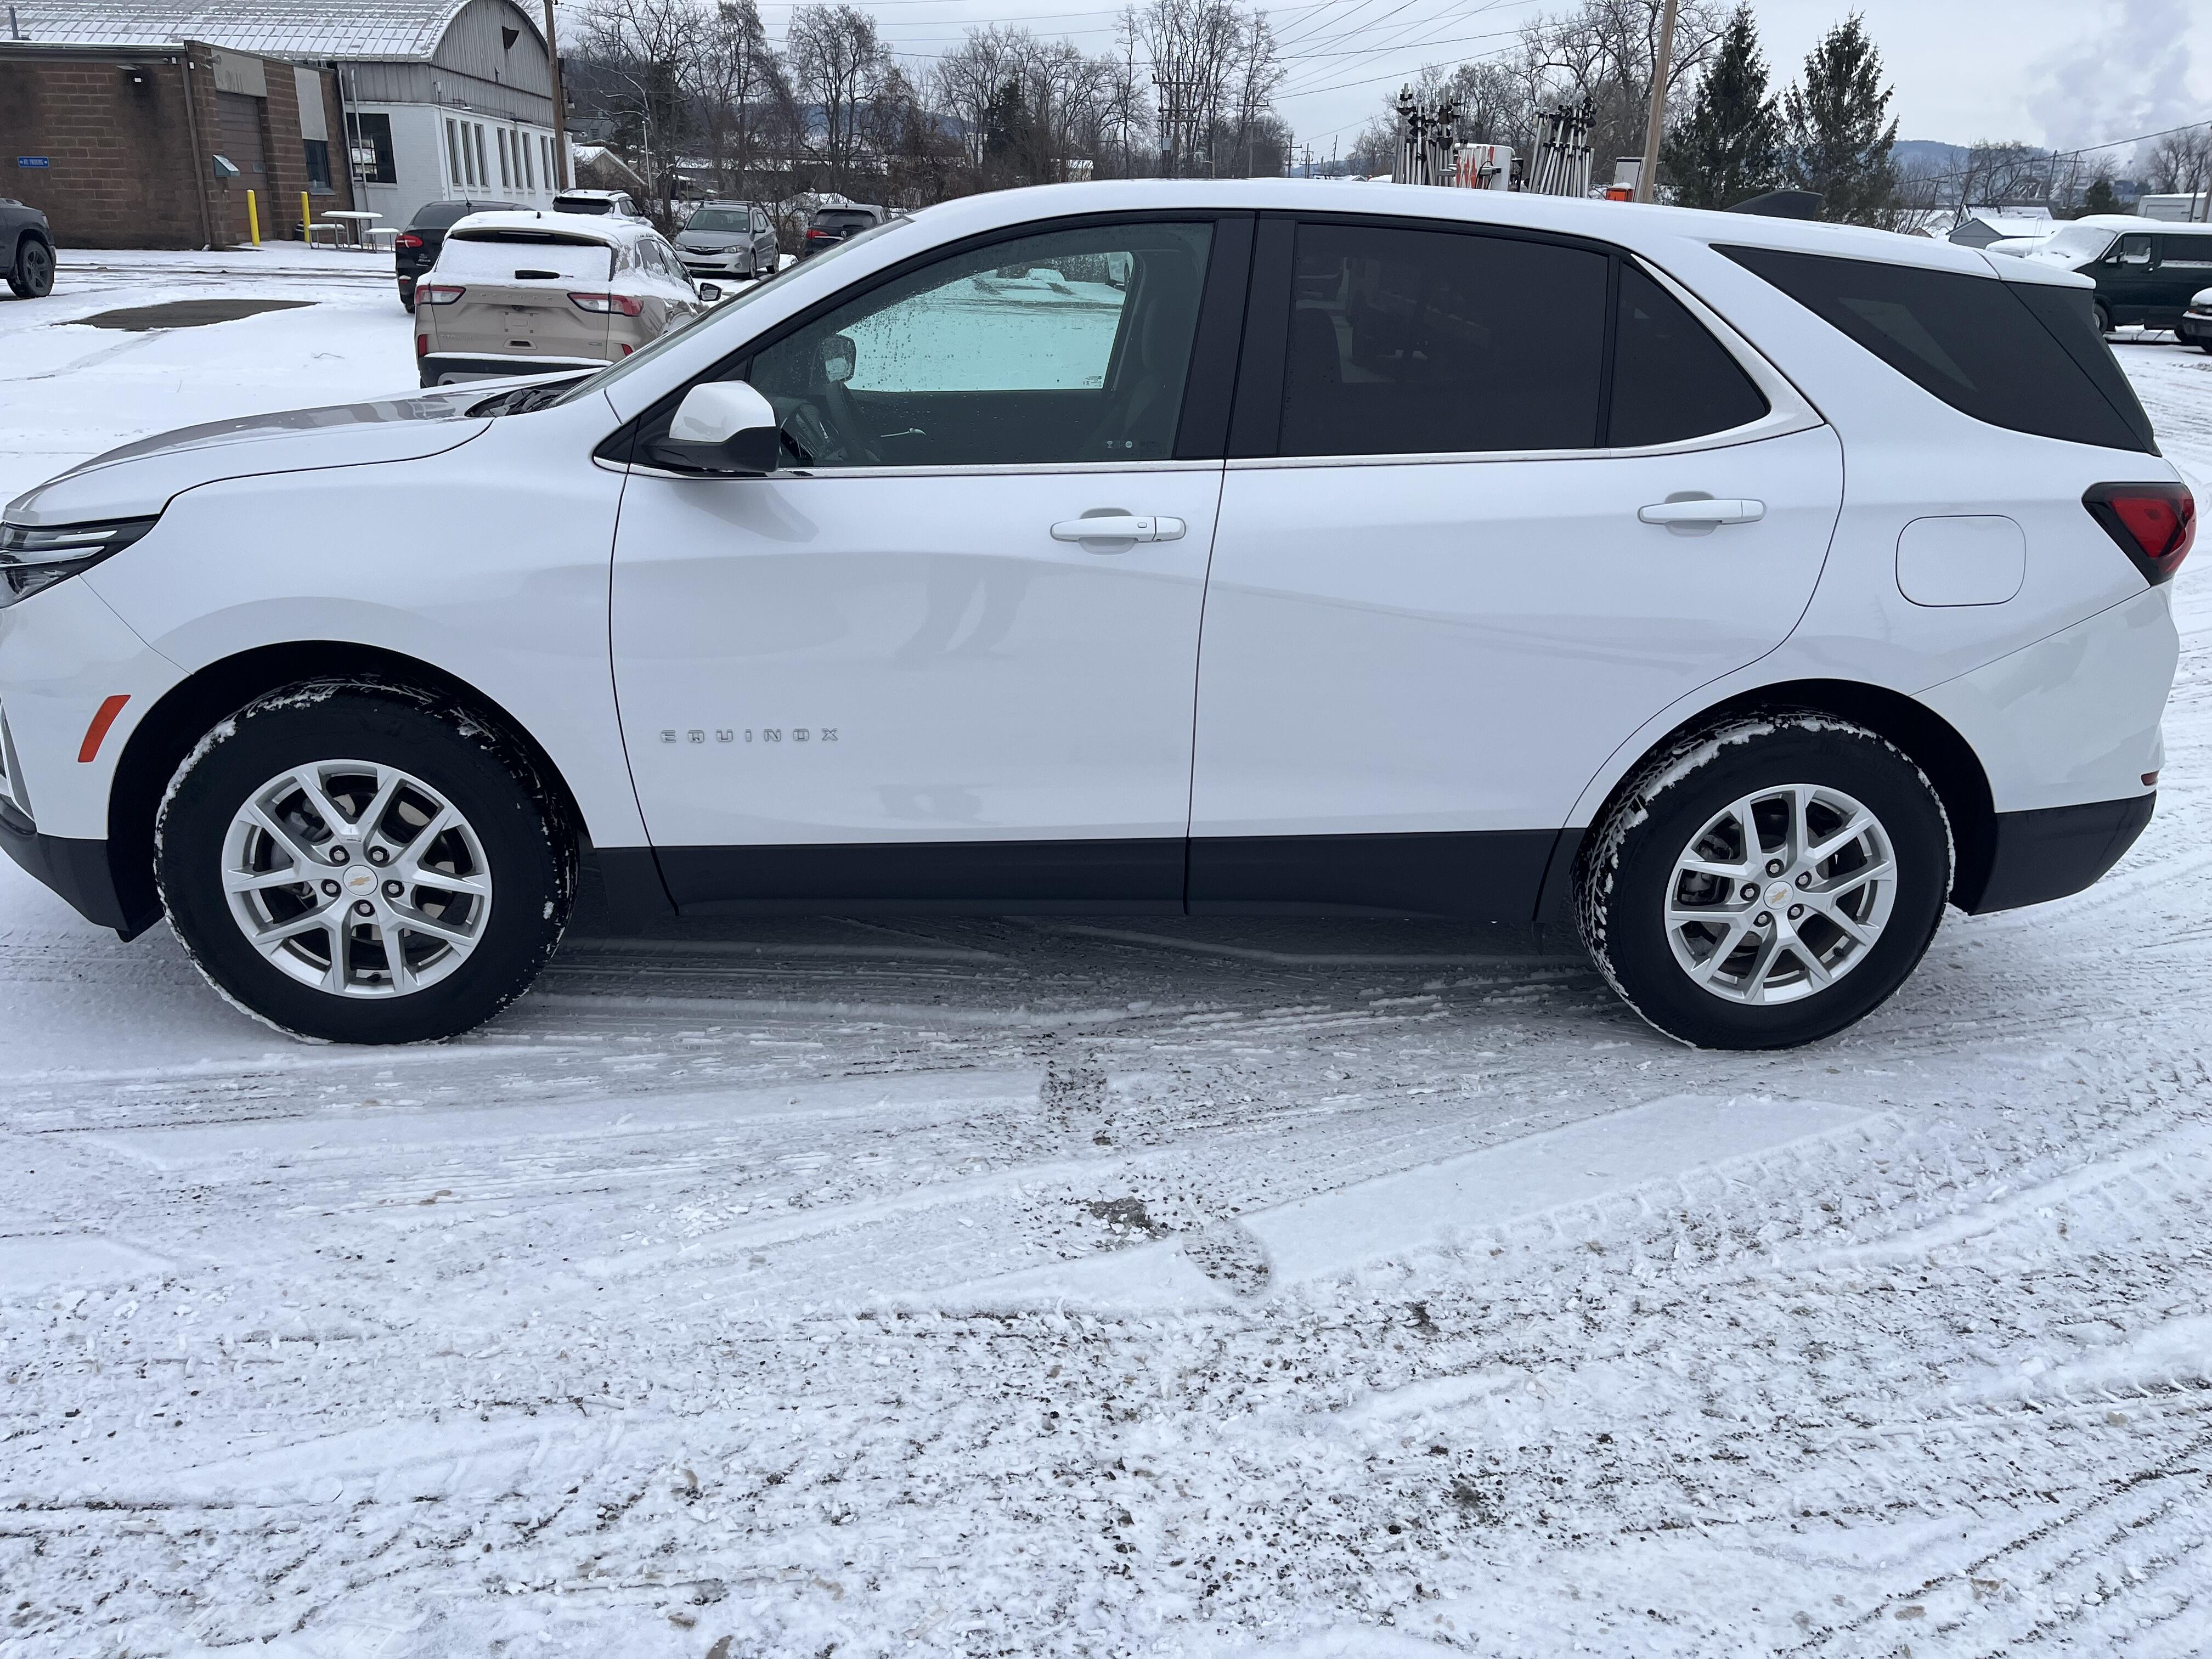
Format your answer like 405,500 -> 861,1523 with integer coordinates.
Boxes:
78,693 -> 129,763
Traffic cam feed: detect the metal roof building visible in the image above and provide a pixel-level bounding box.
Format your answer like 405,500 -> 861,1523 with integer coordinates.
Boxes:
7,0 -> 561,232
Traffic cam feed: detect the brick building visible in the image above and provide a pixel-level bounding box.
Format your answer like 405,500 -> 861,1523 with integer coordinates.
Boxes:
7,1 -> 564,246
0,40 -> 353,249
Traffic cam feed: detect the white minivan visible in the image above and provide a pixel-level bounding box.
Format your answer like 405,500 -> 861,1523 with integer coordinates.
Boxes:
0,182 -> 2189,1048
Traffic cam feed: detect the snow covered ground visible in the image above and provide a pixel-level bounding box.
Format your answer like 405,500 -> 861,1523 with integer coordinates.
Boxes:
3,255 -> 2212,1658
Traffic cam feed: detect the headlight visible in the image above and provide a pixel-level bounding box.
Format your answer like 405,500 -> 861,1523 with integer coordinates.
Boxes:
0,516 -> 159,606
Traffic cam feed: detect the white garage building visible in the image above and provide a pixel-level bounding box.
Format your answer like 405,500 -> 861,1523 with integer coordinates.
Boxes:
15,0 -> 563,229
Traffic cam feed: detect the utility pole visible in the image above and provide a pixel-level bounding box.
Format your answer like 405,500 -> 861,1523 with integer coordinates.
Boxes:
1634,0 -> 1679,205
543,0 -> 571,189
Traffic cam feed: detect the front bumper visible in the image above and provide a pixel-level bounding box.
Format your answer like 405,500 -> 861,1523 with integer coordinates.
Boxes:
419,351 -> 608,387
1960,793 -> 2155,913
2179,312 -> 2212,345
678,252 -> 755,276
0,812 -> 152,935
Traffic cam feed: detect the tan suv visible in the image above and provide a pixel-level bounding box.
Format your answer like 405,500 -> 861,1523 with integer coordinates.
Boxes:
413,211 -> 718,387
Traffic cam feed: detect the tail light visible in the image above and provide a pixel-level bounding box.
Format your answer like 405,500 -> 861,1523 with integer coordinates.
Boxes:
415,283 -> 465,305
394,232 -> 424,251
2084,482 -> 2195,586
805,228 -> 830,240
568,291 -> 644,317
416,334 -> 428,357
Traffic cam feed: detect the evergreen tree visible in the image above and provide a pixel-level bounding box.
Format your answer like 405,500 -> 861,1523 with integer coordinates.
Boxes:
1782,14 -> 1900,225
2080,170 -> 2120,216
1662,5 -> 1782,210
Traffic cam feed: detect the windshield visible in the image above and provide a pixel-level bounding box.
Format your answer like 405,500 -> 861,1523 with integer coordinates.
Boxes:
686,208 -> 751,233
552,213 -> 912,406
2039,224 -> 2117,263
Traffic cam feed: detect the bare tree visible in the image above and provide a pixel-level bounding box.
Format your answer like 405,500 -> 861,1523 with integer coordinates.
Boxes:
577,0 -> 702,216
2140,126 -> 2212,209
787,3 -> 889,194
688,0 -> 786,200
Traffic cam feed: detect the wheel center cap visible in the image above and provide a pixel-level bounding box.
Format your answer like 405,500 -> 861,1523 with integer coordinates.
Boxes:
1767,881 -> 1792,907
343,865 -> 376,895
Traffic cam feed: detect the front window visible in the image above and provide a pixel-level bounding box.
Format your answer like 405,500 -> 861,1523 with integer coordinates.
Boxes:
2115,234 -> 2152,266
2039,223 -> 2114,264
686,208 -> 751,233
744,221 -> 1211,467
551,214 -> 912,405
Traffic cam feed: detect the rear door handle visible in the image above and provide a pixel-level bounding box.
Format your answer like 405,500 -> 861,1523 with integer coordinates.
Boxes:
1050,514 -> 1188,546
1637,498 -> 1766,528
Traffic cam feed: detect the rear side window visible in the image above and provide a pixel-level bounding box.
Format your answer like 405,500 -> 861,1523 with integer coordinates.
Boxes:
1281,222 -> 1608,455
1720,245 -> 2154,454
2160,232 -> 2212,271
1610,264 -> 1769,447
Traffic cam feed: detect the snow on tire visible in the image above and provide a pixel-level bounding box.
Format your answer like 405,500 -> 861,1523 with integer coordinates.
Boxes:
1576,712 -> 1953,1050
156,681 -> 575,1043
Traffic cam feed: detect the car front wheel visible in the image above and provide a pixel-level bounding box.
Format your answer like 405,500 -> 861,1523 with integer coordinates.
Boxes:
1576,713 -> 1951,1049
158,682 -> 574,1042
7,236 -> 54,298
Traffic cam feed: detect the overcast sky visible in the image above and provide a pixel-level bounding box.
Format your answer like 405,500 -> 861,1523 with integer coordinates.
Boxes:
724,0 -> 2209,162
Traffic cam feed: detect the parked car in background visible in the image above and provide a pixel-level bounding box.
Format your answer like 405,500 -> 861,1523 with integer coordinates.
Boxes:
393,198 -> 521,312
412,211 -> 716,386
2023,214 -> 2212,332
1,198 -> 54,298
551,189 -> 647,220
800,201 -> 885,257
674,200 -> 780,282
2182,287 -> 2212,353
0,183 -> 2186,1050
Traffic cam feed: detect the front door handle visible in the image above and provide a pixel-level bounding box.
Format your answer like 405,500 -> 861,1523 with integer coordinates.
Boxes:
1637,497 -> 1766,528
1050,514 -> 1188,546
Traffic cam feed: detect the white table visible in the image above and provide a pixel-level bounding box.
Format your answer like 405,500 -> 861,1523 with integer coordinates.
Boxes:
320,210 -> 381,249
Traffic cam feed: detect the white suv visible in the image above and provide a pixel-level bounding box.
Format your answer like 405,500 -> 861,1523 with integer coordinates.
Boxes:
0,183 -> 2189,1048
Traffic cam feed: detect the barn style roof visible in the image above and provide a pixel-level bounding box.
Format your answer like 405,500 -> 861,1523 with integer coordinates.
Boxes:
7,0 -> 541,62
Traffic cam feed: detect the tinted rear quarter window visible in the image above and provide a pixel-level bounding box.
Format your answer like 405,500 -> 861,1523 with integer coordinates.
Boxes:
1610,264 -> 1769,447
1722,245 -> 2152,453
1281,222 -> 1608,456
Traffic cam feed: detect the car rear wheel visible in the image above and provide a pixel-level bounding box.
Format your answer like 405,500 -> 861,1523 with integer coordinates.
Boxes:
2095,302 -> 2112,336
1577,713 -> 1951,1049
158,682 -> 575,1043
7,236 -> 54,298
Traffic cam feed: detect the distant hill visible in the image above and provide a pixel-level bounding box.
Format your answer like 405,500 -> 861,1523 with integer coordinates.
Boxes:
1894,139 -> 1969,176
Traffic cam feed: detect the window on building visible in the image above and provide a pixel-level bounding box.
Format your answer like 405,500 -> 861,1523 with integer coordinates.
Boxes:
347,111 -> 397,185
521,129 -> 534,189
498,128 -> 511,188
302,138 -> 333,193
447,119 -> 464,187
474,125 -> 489,192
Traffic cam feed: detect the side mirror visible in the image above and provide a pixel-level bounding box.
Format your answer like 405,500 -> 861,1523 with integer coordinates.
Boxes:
652,381 -> 780,476
697,282 -> 722,303
820,333 -> 856,385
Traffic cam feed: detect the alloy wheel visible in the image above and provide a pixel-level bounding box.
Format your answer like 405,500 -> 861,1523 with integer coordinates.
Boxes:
219,759 -> 493,997
1663,783 -> 1896,1005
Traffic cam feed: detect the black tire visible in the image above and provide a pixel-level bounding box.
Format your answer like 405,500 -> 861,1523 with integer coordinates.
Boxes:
401,294 -> 416,315
157,682 -> 575,1043
7,235 -> 54,299
2095,303 -> 2112,336
1576,713 -> 1951,1050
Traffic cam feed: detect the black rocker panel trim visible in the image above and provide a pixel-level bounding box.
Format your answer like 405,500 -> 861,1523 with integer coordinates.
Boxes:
655,837 -> 1187,913
1187,831 -> 1561,920
636,831 -> 1564,921
1962,793 -> 2154,915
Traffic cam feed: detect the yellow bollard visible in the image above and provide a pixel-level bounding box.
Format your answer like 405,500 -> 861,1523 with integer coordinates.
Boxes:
246,188 -> 259,246
301,190 -> 312,247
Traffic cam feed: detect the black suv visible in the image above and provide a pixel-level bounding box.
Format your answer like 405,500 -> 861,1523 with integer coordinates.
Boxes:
393,198 -> 521,311
2,198 -> 54,298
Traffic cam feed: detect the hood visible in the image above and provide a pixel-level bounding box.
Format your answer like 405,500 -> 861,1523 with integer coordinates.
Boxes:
3,386 -> 499,528
677,230 -> 747,248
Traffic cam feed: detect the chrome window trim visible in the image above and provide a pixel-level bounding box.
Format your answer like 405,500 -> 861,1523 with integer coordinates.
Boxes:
1232,247 -> 1825,472
601,456 -> 1227,482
